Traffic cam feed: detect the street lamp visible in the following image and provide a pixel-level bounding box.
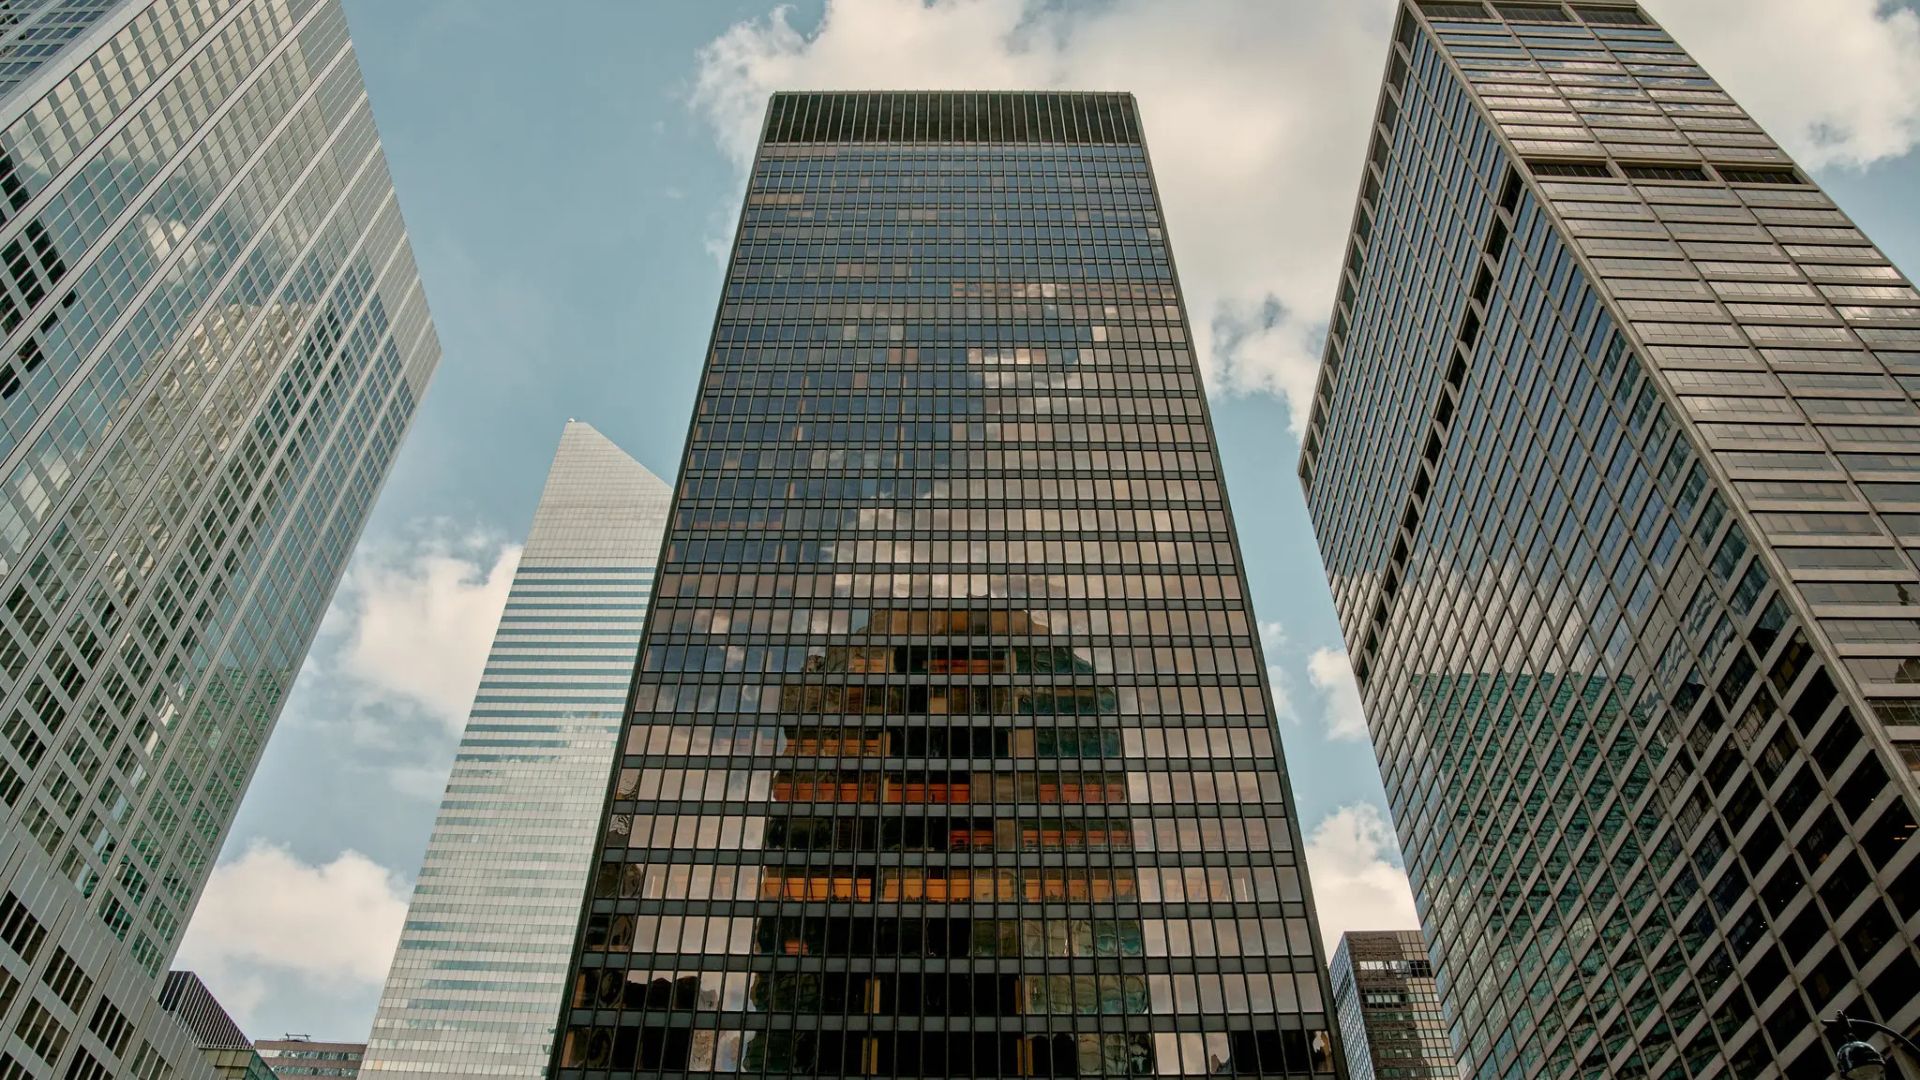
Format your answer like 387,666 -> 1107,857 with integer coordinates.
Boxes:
1830,1014 -> 1920,1080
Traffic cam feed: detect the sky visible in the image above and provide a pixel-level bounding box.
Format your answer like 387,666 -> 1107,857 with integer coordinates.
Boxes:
172,0 -> 1920,1044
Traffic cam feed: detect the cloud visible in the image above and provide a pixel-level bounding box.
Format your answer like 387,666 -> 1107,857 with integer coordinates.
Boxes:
1648,0 -> 1920,170
1303,803 -> 1420,953
332,523 -> 520,731
1259,622 -> 1299,724
689,0 -> 1395,433
174,842 -> 410,1030
1307,646 -> 1369,741
690,0 -> 1920,437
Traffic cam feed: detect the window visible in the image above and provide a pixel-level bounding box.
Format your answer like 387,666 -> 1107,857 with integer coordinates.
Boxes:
1421,1 -> 1497,19
1576,4 -> 1652,25
1719,166 -> 1804,186
1495,2 -> 1574,20
1623,163 -> 1710,182
1530,160 -> 1612,178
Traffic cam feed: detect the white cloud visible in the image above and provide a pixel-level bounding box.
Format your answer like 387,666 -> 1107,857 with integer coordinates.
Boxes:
1307,646 -> 1369,741
1648,0 -> 1920,170
1260,621 -> 1299,724
1303,803 -> 1420,954
690,0 -> 1920,437
174,842 -> 410,1030
330,523 -> 521,733
690,0 -> 1395,433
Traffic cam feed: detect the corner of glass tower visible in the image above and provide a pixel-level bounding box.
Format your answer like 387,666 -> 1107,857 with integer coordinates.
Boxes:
1302,2 -> 1920,1079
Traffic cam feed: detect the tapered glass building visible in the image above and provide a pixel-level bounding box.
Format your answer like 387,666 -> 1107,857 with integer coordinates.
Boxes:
1300,2 -> 1920,1079
0,1 -> 437,1076
363,421 -> 672,1079
550,91 -> 1339,1079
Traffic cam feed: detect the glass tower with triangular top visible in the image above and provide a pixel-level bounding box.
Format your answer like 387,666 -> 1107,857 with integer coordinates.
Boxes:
363,422 -> 673,1079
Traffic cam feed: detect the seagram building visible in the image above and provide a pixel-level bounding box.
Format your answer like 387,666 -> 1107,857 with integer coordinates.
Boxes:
1300,2 -> 1920,1079
549,91 -> 1341,1079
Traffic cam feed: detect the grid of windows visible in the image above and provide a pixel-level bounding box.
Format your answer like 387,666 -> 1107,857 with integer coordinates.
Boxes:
1330,932 -> 1453,1080
549,91 -> 1337,1078
0,0 -> 121,96
1302,4 -> 1920,1080
0,0 -> 438,1077
362,422 -> 673,1079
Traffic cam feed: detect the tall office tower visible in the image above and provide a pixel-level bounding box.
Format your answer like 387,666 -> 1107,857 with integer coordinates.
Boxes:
157,971 -> 277,1080
362,421 -> 672,1079
0,0 -> 439,1076
1327,932 -> 1453,1080
548,90 -> 1339,1080
1300,1 -> 1920,1078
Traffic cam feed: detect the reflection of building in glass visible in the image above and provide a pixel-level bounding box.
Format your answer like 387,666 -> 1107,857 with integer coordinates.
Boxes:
1301,2 -> 1920,1078
549,91 -> 1339,1078
0,2 -> 122,95
0,0 -> 438,1076
363,422 -> 672,1079
1329,932 -> 1452,1080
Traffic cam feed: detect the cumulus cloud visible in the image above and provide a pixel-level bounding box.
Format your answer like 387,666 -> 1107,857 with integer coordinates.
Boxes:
1259,621 -> 1299,724
690,0 -> 1920,436
174,842 -> 410,1030
1649,0 -> 1920,170
331,523 -> 521,731
690,0 -> 1394,432
1303,803 -> 1420,953
1307,646 -> 1369,742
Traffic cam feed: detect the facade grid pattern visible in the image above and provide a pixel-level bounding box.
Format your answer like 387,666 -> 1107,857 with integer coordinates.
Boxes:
1329,932 -> 1453,1080
549,90 -> 1340,1078
1301,3 -> 1920,1080
0,0 -> 439,1077
362,421 -> 672,1080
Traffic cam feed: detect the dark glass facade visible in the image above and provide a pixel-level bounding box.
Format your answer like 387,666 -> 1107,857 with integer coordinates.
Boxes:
1301,3 -> 1920,1080
551,91 -> 1340,1079
1329,932 -> 1452,1080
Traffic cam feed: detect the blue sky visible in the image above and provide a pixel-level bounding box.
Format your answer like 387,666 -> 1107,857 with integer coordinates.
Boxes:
173,0 -> 1920,1044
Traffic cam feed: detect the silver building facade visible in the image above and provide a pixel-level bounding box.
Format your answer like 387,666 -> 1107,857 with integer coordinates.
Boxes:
363,421 -> 671,1079
1301,2 -> 1919,1079
0,1 -> 438,1077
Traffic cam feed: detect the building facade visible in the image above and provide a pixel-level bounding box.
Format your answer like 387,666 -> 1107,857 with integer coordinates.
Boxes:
362,421 -> 672,1079
255,1038 -> 364,1078
157,971 -> 277,1080
0,0 -> 438,1076
1328,932 -> 1453,1080
548,91 -> 1340,1078
1300,2 -> 1920,1079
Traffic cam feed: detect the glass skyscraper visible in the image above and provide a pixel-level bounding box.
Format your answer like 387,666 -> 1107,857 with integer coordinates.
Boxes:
1301,2 -> 1920,1079
1328,932 -> 1453,1080
549,91 -> 1339,1079
0,1 -> 438,1077
363,421 -> 671,1079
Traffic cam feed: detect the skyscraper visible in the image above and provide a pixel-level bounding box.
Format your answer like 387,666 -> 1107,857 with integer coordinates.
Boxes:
0,0 -> 438,1076
1327,932 -> 1453,1080
548,91 -> 1340,1079
1300,2 -> 1920,1078
363,421 -> 671,1079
